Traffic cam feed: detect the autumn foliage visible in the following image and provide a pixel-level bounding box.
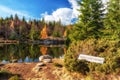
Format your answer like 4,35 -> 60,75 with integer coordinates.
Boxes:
40,24 -> 48,39
40,46 -> 48,55
0,15 -> 66,40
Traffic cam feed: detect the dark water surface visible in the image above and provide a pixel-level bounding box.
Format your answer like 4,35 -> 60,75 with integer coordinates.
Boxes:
0,44 -> 65,63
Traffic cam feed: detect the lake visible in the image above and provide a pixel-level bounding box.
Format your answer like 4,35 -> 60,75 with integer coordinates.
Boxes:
0,44 -> 65,64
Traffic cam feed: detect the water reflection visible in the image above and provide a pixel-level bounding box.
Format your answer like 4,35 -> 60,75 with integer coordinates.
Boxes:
0,44 -> 65,63
40,46 -> 48,55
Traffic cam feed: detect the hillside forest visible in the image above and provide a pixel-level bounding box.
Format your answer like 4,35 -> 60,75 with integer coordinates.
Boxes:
0,15 -> 67,40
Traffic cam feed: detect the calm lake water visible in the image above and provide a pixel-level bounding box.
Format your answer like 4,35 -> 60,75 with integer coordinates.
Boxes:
0,44 -> 65,63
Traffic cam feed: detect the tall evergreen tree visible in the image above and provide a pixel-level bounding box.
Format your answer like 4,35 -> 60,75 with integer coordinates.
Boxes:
69,0 -> 104,41
10,15 -> 13,20
104,0 -> 120,39
22,16 -> 26,22
14,14 -> 19,21
29,23 -> 35,40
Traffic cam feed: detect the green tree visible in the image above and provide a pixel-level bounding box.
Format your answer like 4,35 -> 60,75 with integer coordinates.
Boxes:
52,32 -> 61,37
22,16 -> 26,22
69,0 -> 104,41
9,31 -> 17,40
29,23 -> 35,40
104,0 -> 120,39
14,14 -> 19,21
10,15 -> 13,20
18,26 -> 23,40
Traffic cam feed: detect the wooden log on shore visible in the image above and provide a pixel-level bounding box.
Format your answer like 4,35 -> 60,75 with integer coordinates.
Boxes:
0,40 -> 19,44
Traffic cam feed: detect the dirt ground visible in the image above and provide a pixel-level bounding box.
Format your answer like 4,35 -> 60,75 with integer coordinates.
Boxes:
1,59 -> 120,80
0,63 -> 36,79
0,59 -> 64,80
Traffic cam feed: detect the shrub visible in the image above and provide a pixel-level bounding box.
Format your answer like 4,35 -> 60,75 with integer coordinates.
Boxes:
64,39 -> 120,74
9,75 -> 19,80
85,74 -> 94,80
0,69 -> 12,77
64,51 -> 89,74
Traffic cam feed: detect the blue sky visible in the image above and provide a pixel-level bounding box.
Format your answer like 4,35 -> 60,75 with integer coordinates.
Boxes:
0,0 -> 71,18
0,0 -> 108,25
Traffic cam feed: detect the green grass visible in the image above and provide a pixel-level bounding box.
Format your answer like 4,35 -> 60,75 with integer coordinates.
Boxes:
0,69 -> 12,77
9,75 -> 19,80
0,69 -> 20,80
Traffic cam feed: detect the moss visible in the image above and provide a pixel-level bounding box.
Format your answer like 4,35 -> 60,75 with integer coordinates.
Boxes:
9,75 -> 19,80
0,69 -> 12,77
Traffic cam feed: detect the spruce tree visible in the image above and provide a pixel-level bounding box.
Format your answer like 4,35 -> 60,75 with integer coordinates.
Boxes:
104,0 -> 120,39
29,23 -> 35,40
69,0 -> 104,41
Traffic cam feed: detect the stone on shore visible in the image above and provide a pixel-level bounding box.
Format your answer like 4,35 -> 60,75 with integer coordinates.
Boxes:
43,59 -> 52,63
39,55 -> 52,63
36,62 -> 45,67
32,62 -> 45,72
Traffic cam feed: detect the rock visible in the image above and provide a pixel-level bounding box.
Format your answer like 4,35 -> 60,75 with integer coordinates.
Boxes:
43,59 -> 52,63
32,62 -> 46,72
32,66 -> 42,72
36,62 -> 45,67
11,59 -> 18,63
39,55 -> 52,63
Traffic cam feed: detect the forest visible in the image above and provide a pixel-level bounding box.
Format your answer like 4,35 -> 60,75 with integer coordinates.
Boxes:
0,14 -> 66,41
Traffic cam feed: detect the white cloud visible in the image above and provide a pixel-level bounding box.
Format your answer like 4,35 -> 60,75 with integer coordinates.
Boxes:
41,0 -> 80,25
42,8 -> 73,25
41,0 -> 110,25
0,5 -> 34,19
102,0 -> 109,5
68,0 -> 80,18
101,0 -> 109,13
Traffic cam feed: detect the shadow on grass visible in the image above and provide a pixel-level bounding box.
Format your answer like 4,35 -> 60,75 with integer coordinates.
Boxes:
0,69 -> 21,80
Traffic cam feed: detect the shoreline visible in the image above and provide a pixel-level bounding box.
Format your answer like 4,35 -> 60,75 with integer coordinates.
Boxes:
0,40 -> 19,44
0,59 -> 65,80
0,59 -> 120,80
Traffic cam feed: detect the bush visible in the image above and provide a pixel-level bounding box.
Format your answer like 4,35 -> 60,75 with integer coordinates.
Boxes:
64,51 -> 89,74
64,39 -> 120,74
85,74 -> 94,80
9,75 -> 19,80
0,69 -> 12,77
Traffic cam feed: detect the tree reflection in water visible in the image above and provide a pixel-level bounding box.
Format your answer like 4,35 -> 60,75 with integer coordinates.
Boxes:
40,46 -> 47,55
0,44 -> 65,63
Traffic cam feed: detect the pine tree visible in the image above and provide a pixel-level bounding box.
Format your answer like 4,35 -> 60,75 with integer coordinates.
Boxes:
29,23 -> 35,40
22,16 -> 26,22
104,0 -> 120,39
69,0 -> 104,41
14,14 -> 19,21
10,15 -> 13,20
